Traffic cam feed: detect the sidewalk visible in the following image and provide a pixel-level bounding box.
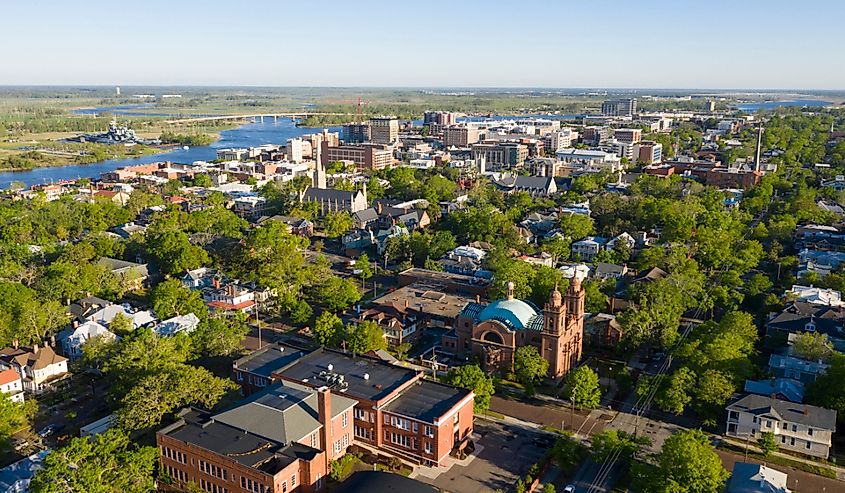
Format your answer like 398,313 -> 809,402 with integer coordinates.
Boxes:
721,436 -> 845,481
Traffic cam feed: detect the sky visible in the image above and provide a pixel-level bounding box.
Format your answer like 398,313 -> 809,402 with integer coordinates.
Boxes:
3,0 -> 844,89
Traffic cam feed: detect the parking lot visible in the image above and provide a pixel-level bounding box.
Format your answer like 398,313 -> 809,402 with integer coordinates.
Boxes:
417,420 -> 552,493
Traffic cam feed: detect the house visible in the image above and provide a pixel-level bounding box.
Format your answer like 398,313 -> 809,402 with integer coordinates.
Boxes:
796,248 -> 845,278
725,394 -> 837,459
520,211 -> 559,237
205,283 -> 256,314
375,224 -> 410,255
606,232 -> 636,252
85,304 -> 156,330
571,236 -> 607,262
93,190 -> 130,206
744,378 -> 804,403
440,245 -> 491,278
112,222 -> 147,239
727,462 -> 790,493
0,368 -> 24,403
68,295 -> 112,321
593,262 -> 628,280
231,196 -> 269,220
57,320 -> 117,360
787,285 -> 845,306
0,450 -> 50,493
259,216 -> 314,237
768,354 -> 828,384
157,380 -> 356,493
0,345 -> 69,394
181,267 -> 220,290
587,313 -> 622,347
765,301 -> 845,350
154,313 -> 201,337
351,208 -> 379,229
96,257 -> 149,290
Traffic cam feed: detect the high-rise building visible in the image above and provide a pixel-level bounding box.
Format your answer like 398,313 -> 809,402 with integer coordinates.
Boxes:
635,141 -> 663,165
321,142 -> 393,170
423,111 -> 458,125
601,98 -> 637,117
369,116 -> 399,144
342,123 -> 371,144
470,141 -> 528,170
287,137 -> 304,163
705,100 -> 716,112
443,124 -> 481,147
543,128 -> 577,152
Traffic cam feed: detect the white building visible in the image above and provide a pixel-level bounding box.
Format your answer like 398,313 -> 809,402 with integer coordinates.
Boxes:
57,321 -> 117,361
0,345 -> 69,394
726,394 -> 837,459
0,368 -> 24,403
571,236 -> 608,262
788,285 -> 845,307
556,148 -> 624,173
727,462 -> 790,493
287,138 -> 304,163
155,313 -> 201,337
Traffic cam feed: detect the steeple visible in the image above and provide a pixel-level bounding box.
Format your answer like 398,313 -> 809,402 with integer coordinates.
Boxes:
506,281 -> 515,300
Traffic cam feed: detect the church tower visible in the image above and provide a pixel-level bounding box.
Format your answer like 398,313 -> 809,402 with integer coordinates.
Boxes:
541,277 -> 585,379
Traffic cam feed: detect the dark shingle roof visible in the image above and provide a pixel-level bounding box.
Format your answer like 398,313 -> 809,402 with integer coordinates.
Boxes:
727,394 -> 837,430
383,380 -> 471,423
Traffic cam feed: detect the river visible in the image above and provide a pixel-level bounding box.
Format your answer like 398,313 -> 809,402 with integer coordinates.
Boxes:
736,99 -> 831,112
0,118 -> 339,188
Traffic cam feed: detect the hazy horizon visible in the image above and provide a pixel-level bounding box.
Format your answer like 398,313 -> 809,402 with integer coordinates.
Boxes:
5,0 -> 845,89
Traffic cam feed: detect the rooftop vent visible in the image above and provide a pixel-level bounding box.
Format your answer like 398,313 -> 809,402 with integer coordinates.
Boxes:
364,373 -> 370,381
328,364 -> 334,372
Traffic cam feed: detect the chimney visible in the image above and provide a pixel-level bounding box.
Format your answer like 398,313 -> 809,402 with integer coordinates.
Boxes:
213,277 -> 221,290
32,344 -> 39,354
12,340 -> 18,350
317,387 -> 332,465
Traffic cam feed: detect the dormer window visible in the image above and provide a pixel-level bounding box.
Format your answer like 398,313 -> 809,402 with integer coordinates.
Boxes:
805,322 -> 816,332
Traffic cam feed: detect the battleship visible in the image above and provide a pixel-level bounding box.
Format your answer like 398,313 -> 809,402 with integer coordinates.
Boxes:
65,120 -> 161,145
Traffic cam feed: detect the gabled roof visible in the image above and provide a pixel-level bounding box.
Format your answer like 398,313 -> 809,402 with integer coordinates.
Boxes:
4,346 -> 67,371
304,187 -> 361,202
744,378 -> 805,403
727,394 -> 836,431
727,462 -> 789,493
352,208 -> 379,223
0,368 -> 21,386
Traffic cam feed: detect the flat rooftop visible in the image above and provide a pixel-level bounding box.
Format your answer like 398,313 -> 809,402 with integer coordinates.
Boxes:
383,379 -> 471,423
277,349 -> 419,402
234,343 -> 308,378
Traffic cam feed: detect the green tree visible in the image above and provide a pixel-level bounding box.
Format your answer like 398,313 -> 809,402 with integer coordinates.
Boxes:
357,253 -> 373,280
313,275 -> 361,312
30,429 -> 156,493
313,312 -> 343,347
145,230 -> 210,275
559,213 -> 595,240
109,312 -> 134,336
791,331 -> 834,362
193,173 -> 213,188
151,279 -> 207,320
655,367 -> 695,415
693,369 -> 736,415
289,300 -> 313,325
590,430 -> 651,461
0,393 -> 37,450
564,366 -> 602,410
582,279 -> 608,314
513,346 -> 549,385
191,315 -> 249,357
323,211 -> 353,238
634,429 -> 729,493
757,431 -> 778,457
806,354 -> 845,417
446,364 -> 495,413
345,320 -> 387,354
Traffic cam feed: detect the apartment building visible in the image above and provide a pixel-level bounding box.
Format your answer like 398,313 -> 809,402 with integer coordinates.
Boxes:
342,124 -> 371,144
725,394 -> 837,459
443,124 -> 481,147
320,142 -> 393,170
543,129 -> 576,152
636,141 -> 663,165
471,141 -> 528,170
369,117 -> 399,144
275,349 -> 475,467
157,381 -> 356,493
613,128 -> 642,144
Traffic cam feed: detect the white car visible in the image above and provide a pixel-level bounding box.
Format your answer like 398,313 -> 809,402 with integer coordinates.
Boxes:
563,485 -> 576,493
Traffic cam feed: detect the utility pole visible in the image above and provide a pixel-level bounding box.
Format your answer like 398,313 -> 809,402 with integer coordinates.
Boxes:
256,301 -> 262,349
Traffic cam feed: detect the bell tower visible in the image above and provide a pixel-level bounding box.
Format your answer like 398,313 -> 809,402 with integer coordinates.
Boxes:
541,284 -> 566,378
565,275 -> 585,329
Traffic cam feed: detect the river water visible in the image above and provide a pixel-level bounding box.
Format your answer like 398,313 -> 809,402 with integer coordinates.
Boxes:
736,99 -> 831,112
1,118 -> 337,188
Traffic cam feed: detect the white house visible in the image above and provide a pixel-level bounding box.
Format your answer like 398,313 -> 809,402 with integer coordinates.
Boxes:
155,313 -> 201,337
787,285 -> 845,307
57,321 -> 117,360
0,368 -> 24,403
571,236 -> 608,262
726,394 -> 837,459
727,462 -> 790,493
0,345 -> 69,394
85,304 -> 156,329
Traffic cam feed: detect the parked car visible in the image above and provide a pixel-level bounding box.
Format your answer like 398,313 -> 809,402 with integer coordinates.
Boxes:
563,484 -> 576,493
37,423 -> 65,438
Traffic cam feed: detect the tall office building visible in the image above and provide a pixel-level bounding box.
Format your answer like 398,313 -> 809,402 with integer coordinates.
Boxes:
342,123 -> 371,144
369,116 -> 399,144
601,98 -> 637,117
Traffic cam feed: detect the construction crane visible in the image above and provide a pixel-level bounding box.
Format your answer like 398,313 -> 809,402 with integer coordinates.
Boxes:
324,96 -> 370,122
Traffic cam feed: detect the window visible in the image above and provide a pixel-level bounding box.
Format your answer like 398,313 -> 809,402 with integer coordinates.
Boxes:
808,428 -> 814,436
342,412 -> 348,428
311,432 -> 318,448
766,420 -> 772,428
282,481 -> 287,493
384,414 -> 390,425
782,422 -> 787,429
424,425 -> 434,437
806,441 -> 812,450
790,437 -> 796,446
781,435 -> 787,443
291,474 -> 297,488
752,416 -> 758,424
412,422 -> 418,433
425,441 -> 432,454
792,424 -> 798,432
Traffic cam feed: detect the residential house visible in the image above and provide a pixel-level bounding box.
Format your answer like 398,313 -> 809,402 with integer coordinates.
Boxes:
727,462 -> 790,493
375,225 -> 410,255
787,285 -> 845,307
765,301 -> 845,350
744,378 -> 805,403
0,368 -> 24,403
351,208 -> 380,229
0,450 -> 50,493
0,345 -> 69,394
68,295 -> 112,321
725,394 -> 837,459
593,263 -> 628,280
606,232 -> 636,252
181,267 -> 220,290
155,313 -> 201,337
112,222 -> 147,239
587,313 -> 622,347
440,246 -> 491,279
797,248 -> 845,278
768,354 -> 829,384
85,303 -> 156,330
571,236 -> 607,262
96,257 -> 149,290
57,320 -> 117,361
205,283 -> 256,314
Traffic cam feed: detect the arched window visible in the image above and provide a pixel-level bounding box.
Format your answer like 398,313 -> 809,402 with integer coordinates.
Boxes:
482,331 -> 504,345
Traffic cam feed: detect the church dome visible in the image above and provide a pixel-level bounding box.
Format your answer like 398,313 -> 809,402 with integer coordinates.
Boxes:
477,298 -> 540,330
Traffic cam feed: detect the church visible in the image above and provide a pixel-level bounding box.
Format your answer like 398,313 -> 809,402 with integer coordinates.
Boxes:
447,278 -> 585,379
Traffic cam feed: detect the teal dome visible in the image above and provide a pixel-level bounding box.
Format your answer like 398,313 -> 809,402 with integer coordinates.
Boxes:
477,299 -> 539,330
